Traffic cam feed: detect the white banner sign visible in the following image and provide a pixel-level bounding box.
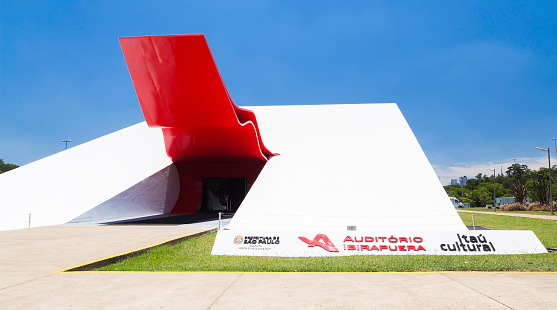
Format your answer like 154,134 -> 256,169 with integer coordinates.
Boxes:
212,230 -> 547,256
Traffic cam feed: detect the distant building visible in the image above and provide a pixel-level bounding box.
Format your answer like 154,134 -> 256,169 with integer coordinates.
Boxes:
496,197 -> 530,208
449,177 -> 467,186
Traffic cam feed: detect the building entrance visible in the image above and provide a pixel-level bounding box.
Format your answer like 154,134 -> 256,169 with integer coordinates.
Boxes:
200,178 -> 247,213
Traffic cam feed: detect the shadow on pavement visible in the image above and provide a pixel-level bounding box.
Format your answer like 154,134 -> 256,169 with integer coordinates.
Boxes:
105,213 -> 234,225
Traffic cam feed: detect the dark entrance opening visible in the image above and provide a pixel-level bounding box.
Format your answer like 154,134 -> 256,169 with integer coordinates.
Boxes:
200,178 -> 247,213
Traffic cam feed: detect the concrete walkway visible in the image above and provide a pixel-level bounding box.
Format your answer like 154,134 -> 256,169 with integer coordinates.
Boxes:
458,209 -> 557,220
1,224 -> 556,309
0,224 -> 216,288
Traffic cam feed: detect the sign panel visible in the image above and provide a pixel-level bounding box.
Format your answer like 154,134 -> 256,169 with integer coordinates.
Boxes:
212,230 -> 547,256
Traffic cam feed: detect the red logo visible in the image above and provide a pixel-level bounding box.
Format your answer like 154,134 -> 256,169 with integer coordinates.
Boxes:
298,234 -> 339,252
233,236 -> 243,244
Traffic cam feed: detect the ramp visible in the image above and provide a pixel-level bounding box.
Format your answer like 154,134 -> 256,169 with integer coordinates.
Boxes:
0,122 -> 175,231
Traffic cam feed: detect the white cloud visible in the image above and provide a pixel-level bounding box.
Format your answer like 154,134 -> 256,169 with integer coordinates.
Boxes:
433,156 -> 550,186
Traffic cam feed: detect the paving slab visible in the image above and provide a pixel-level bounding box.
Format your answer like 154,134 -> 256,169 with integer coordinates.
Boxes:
1,272 -> 556,309
0,224 -> 214,288
443,272 -> 557,309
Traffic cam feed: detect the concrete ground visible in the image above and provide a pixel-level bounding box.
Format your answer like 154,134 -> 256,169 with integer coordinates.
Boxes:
1,223 -> 556,309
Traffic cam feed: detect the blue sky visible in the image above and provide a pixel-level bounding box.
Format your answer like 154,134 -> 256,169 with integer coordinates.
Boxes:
1,1 -> 556,184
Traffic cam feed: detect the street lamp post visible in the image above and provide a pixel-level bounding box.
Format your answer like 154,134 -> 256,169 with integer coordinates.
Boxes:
536,147 -> 554,215
487,169 -> 496,211
61,139 -> 72,150
461,176 -> 464,203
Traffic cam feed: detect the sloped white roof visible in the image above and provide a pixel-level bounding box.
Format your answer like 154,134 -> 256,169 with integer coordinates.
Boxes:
227,103 -> 466,231
0,122 -> 173,230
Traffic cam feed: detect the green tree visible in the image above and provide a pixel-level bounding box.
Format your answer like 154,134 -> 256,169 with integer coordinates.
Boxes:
529,169 -> 549,204
470,184 -> 491,207
0,159 -> 19,174
459,164 -> 555,206
464,178 -> 480,190
506,163 -> 529,204
443,184 -> 469,202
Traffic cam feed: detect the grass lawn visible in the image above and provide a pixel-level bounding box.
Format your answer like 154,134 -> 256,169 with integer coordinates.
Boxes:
459,207 -> 557,217
94,213 -> 557,273
458,212 -> 557,248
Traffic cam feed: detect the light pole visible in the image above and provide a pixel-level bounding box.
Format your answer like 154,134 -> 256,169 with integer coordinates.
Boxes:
460,176 -> 464,204
536,147 -> 553,215
487,168 -> 496,211
61,139 -> 72,150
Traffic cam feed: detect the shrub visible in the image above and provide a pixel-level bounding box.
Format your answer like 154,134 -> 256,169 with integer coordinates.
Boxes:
500,203 -> 526,211
500,202 -> 556,211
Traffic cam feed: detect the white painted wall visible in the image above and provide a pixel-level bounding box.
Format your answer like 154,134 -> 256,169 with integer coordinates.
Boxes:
227,104 -> 466,231
0,122 -> 173,231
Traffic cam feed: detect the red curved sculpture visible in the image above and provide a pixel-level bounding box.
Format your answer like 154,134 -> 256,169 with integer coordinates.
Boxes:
120,34 -> 276,213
